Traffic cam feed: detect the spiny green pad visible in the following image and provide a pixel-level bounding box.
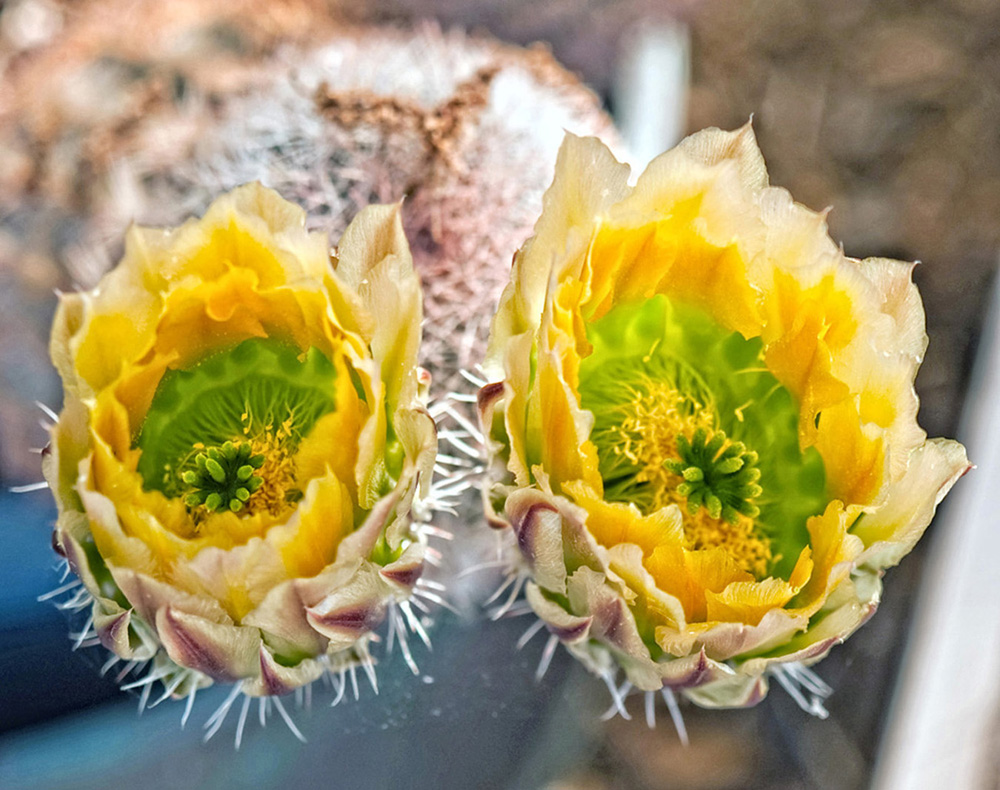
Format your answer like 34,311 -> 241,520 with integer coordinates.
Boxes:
665,428 -> 763,523
135,338 -> 337,498
182,440 -> 265,513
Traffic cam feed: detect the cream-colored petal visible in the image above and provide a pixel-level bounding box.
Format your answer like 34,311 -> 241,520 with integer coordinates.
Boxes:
305,560 -> 392,652
109,564 -> 234,629
674,122 -> 769,192
336,202 -> 422,413
501,331 -> 535,486
393,405 -> 438,499
654,605 -> 811,664
855,438 -> 970,568
565,566 -> 663,691
605,542 -> 687,631
486,133 -> 631,373
683,672 -> 768,709
379,542 -> 427,595
859,257 -> 928,361
155,605 -> 262,683
740,568 -> 883,673
49,292 -> 87,397
245,647 -> 325,697
756,187 -> 840,280
241,577 -> 329,660
525,581 -> 593,643
174,538 -> 289,622
505,488 -> 573,595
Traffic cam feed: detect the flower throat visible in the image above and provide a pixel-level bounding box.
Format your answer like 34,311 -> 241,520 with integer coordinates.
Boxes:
135,338 -> 337,519
577,295 -> 827,579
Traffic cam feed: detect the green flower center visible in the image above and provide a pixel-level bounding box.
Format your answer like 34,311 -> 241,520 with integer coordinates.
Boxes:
666,427 -> 763,523
135,338 -> 338,518
181,440 -> 265,513
578,295 -> 827,579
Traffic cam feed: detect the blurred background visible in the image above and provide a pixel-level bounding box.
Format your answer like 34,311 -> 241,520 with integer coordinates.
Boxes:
2,1 -> 998,788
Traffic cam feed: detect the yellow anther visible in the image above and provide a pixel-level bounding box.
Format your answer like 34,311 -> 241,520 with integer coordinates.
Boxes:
237,413 -> 299,518
682,509 -> 773,578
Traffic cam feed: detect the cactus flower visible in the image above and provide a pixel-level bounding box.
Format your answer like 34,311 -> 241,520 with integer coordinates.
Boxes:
45,184 -> 436,699
479,126 -> 969,707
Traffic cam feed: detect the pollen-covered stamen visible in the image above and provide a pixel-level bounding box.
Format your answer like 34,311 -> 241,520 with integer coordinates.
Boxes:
240,417 -> 301,516
181,440 -> 265,514
136,338 -> 339,522
665,427 -> 763,524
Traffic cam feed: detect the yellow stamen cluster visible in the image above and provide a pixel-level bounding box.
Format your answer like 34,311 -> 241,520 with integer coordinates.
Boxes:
608,380 -> 773,577
608,379 -> 714,512
240,411 -> 299,518
682,510 -> 774,578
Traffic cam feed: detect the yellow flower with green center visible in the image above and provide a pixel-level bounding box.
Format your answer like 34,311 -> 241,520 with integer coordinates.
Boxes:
480,126 -> 969,707
44,184 -> 436,697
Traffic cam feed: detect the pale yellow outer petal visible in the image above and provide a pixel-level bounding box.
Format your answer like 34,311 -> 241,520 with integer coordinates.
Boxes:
854,438 -> 970,568
486,133 -> 632,375
336,202 -> 421,414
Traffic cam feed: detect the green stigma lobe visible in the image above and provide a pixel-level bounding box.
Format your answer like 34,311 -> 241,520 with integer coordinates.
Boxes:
666,427 -> 763,522
182,440 -> 265,513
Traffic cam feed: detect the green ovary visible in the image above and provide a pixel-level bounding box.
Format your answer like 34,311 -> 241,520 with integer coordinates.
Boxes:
135,338 -> 338,518
577,295 -> 827,579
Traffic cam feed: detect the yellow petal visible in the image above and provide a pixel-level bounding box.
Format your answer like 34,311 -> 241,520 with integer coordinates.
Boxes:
813,400 -> 887,506
646,544 -> 752,623
486,133 -> 632,371
294,353 -> 369,503
762,269 -> 856,437
564,480 -> 684,556
529,348 -> 601,492
586,199 -> 762,337
265,471 -> 354,579
705,578 -> 798,625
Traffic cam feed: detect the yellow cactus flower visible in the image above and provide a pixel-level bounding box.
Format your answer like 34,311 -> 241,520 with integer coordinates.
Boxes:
480,126 -> 969,708
45,184 -> 436,702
